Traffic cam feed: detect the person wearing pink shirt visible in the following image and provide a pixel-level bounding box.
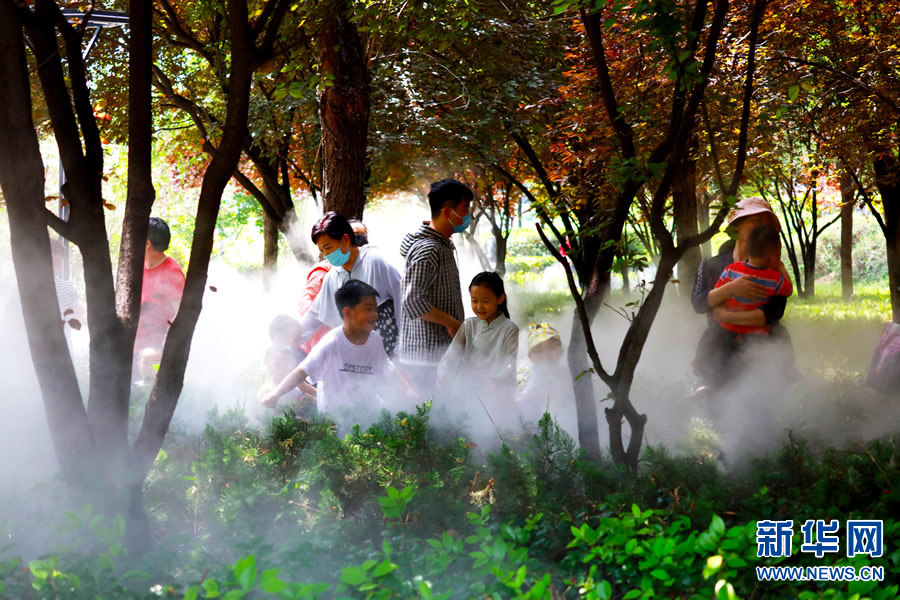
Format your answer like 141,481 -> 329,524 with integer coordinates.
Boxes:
135,217 -> 185,356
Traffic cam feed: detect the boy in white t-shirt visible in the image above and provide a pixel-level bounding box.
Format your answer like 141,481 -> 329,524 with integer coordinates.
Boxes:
261,280 -> 396,422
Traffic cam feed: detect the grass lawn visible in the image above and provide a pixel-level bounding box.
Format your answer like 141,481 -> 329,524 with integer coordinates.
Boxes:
783,282 -> 891,378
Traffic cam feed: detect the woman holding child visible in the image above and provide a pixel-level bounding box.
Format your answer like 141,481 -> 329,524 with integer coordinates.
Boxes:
690,197 -> 796,392
297,212 -> 403,357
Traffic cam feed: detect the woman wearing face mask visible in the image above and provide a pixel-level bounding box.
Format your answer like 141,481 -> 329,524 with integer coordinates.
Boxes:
297,212 -> 403,357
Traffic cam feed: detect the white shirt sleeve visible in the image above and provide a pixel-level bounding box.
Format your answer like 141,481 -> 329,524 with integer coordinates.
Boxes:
299,334 -> 330,383
437,319 -> 468,381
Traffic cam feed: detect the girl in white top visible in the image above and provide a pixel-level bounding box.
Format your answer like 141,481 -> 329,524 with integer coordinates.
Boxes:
437,272 -> 519,406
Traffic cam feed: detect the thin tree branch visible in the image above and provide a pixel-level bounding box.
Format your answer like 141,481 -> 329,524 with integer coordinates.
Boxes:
535,223 -> 613,387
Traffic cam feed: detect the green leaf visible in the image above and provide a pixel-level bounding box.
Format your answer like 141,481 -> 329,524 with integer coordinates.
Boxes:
632,504 -> 641,518
598,580 -> 613,600
371,560 -> 397,578
715,579 -> 736,600
234,555 -> 257,592
703,555 -> 724,579
788,85 -> 800,101
113,515 -> 125,538
259,568 -> 286,594
185,586 -> 199,600
709,515 -> 725,537
650,568 -> 669,580
340,566 -> 369,586
419,579 -> 433,599
223,591 -> 245,600
203,578 -> 220,597
623,590 -> 642,600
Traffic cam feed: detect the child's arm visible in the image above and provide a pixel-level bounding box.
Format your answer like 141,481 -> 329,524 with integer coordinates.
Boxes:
436,325 -> 467,386
261,364 -> 310,408
298,380 -> 317,398
712,305 -> 766,327
708,269 -> 769,306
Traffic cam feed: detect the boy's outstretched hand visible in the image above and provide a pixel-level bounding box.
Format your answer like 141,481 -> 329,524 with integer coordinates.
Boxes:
260,392 -> 279,408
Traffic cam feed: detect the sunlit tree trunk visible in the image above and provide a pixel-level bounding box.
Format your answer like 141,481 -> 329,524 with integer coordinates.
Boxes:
840,171 -> 854,301
263,212 -> 279,291
698,192 -> 711,259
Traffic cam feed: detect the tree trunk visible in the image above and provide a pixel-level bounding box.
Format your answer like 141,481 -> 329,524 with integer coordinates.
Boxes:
118,0 -> 156,352
840,171 -> 854,301
620,264 -> 631,295
318,0 -> 369,219
874,155 -> 900,323
569,291 -> 605,463
803,243 -> 816,298
605,253 -> 675,473
698,192 -> 711,259
491,225 -> 507,276
131,0 -> 258,481
804,187 -> 818,298
0,5 -> 96,480
263,212 -> 278,291
673,150 -> 701,294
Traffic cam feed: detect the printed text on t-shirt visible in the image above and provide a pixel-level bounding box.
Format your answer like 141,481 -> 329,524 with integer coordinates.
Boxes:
339,363 -> 374,375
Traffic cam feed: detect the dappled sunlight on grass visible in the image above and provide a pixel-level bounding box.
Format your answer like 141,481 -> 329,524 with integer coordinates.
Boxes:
786,282 -> 892,322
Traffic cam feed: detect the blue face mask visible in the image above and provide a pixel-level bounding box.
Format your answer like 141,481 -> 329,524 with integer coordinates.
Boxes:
325,242 -> 350,267
451,208 -> 472,234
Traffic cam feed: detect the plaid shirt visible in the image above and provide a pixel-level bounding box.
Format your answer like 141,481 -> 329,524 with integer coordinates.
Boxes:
399,224 -> 465,364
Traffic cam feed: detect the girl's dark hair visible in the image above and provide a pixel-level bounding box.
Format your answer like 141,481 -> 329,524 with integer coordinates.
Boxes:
311,211 -> 356,245
469,271 -> 509,318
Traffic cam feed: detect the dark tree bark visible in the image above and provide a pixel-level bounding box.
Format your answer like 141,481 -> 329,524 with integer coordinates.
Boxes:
318,0 -> 369,218
263,212 -> 279,291
4,0 -> 292,547
673,148 -> 701,294
805,187 -> 819,298
698,192 -> 711,258
131,0 -> 279,480
873,155 -> 900,323
0,2 -> 96,481
840,171 -> 855,300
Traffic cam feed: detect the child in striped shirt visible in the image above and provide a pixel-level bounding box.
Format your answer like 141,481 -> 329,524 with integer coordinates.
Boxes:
693,224 -> 793,382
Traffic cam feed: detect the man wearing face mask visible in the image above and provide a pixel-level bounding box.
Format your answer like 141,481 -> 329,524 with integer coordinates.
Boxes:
398,179 -> 473,397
